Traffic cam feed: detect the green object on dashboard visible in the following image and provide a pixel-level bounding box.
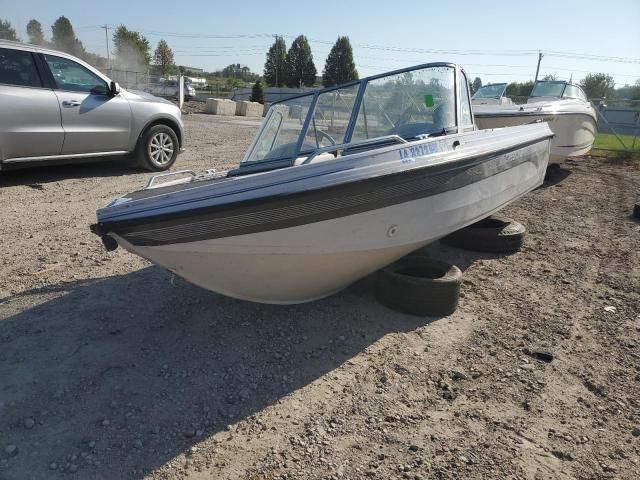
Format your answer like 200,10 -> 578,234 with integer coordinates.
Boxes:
424,94 -> 434,107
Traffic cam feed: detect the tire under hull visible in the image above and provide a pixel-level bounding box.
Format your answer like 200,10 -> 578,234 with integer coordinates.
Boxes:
113,154 -> 547,304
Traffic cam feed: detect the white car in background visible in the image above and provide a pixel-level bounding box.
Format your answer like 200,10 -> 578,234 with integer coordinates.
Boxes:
143,78 -> 195,101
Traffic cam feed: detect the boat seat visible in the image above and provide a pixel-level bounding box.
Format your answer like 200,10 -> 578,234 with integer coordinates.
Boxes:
294,152 -> 336,166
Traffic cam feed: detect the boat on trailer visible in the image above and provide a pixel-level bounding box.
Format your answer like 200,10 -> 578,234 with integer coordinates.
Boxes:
93,62 -> 553,304
473,80 -> 597,162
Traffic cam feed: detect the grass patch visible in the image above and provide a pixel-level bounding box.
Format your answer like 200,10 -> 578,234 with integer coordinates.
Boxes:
593,133 -> 639,151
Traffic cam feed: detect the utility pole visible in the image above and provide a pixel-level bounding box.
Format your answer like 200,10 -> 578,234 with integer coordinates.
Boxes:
534,50 -> 543,82
102,25 -> 111,71
273,34 -> 279,88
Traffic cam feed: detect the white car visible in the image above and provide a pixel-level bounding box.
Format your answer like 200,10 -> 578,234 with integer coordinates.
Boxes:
145,78 -> 195,101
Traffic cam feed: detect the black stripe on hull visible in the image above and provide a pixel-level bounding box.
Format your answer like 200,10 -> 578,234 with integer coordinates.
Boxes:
100,138 -> 547,246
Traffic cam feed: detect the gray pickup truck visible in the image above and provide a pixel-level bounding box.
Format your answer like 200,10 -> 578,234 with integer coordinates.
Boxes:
0,40 -> 185,172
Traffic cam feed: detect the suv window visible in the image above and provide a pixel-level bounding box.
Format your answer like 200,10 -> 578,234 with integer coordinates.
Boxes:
44,54 -> 109,95
0,48 -> 41,88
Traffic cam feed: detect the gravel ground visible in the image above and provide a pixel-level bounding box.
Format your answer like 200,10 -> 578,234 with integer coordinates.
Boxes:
0,114 -> 639,480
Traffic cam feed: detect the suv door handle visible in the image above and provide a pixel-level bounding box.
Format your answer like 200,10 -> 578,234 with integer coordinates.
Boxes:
62,100 -> 81,107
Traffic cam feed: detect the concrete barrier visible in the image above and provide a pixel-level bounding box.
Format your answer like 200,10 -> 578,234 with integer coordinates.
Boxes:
235,101 -> 263,118
204,98 -> 236,116
263,103 -> 272,117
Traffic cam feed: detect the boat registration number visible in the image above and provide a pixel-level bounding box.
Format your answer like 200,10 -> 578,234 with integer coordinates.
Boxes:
398,140 -> 445,161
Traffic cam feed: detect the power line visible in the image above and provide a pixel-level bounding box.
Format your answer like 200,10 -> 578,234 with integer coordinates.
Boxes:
89,26 -> 639,65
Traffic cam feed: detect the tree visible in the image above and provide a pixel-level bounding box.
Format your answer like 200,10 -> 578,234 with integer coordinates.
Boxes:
580,73 -> 615,99
0,19 -> 19,41
285,35 -> 316,88
322,36 -> 358,87
506,81 -> 534,97
113,25 -> 151,70
51,16 -> 85,57
541,74 -> 558,81
251,80 -> 264,104
472,77 -> 482,94
26,19 -> 45,45
613,79 -> 640,101
221,64 -> 259,82
153,39 -> 176,76
263,36 -> 287,87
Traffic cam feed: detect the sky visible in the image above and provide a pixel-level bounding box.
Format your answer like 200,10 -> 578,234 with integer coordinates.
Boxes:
2,0 -> 639,86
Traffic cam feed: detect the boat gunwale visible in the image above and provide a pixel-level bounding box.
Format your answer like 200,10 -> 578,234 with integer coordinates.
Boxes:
97,125 -> 553,224
95,130 -> 553,242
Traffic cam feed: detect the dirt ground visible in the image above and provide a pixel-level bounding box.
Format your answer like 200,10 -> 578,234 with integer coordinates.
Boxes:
0,114 -> 639,480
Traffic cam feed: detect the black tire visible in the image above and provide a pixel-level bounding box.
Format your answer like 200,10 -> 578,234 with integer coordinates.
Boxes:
441,215 -> 525,253
134,124 -> 179,172
375,256 -> 462,317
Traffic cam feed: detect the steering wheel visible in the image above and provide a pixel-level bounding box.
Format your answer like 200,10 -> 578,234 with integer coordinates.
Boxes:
397,101 -> 421,126
317,130 -> 337,147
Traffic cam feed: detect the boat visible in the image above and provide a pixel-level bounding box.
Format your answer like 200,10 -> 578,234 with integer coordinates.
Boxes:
92,62 -> 553,304
471,83 -> 513,105
473,80 -> 597,162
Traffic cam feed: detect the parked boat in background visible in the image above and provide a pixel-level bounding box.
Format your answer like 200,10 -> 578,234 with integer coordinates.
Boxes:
471,83 -> 513,105
93,63 -> 553,304
473,81 -> 597,162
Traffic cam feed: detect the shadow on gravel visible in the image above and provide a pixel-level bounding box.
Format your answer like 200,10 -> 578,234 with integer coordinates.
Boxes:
415,241 -> 511,273
0,157 -> 135,187
538,166 -> 572,188
0,266 -> 440,479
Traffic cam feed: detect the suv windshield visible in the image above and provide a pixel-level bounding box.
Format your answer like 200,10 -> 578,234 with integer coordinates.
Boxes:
242,64 -> 457,164
530,81 -> 566,98
472,83 -> 507,99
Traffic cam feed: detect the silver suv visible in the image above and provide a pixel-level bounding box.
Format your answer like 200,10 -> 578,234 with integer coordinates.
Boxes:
0,40 -> 184,172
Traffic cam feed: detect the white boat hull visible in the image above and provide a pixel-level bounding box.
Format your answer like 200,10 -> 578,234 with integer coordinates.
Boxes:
475,113 -> 595,162
113,149 -> 547,304
474,99 -> 597,162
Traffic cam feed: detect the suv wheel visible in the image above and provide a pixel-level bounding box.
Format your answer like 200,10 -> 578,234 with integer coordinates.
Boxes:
135,124 -> 179,171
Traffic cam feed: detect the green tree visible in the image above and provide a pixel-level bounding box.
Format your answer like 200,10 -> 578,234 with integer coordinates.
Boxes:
506,81 -> 534,97
580,73 -> 615,99
285,35 -> 316,88
613,80 -> 640,101
222,64 -> 259,82
113,25 -> 151,70
541,74 -> 558,81
153,39 -> 176,76
472,77 -> 482,94
26,19 -> 45,45
263,36 -> 287,87
51,16 -> 85,57
251,79 -> 265,104
0,19 -> 19,41
322,36 -> 358,87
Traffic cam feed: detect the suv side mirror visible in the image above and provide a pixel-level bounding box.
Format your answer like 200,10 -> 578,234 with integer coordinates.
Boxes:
110,81 -> 121,96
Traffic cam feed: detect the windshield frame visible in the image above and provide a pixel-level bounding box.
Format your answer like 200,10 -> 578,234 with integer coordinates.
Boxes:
240,62 -> 463,171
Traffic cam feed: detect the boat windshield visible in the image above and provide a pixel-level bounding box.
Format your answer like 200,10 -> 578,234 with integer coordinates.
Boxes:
242,64 -> 457,164
472,83 -> 507,99
530,81 -> 566,98
562,84 -> 588,101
